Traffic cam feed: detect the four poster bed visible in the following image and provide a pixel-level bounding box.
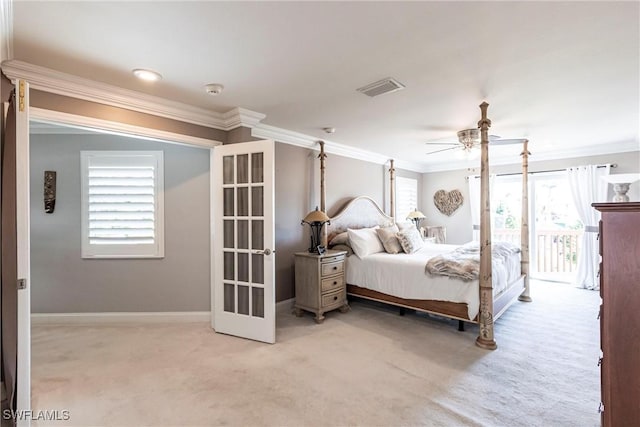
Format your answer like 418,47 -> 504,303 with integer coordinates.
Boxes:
320,103 -> 532,349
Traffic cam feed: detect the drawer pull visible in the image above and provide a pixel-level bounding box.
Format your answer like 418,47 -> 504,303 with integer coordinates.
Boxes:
598,357 -> 603,367
598,402 -> 604,413
333,281 -> 337,285
333,266 -> 337,270
333,296 -> 338,301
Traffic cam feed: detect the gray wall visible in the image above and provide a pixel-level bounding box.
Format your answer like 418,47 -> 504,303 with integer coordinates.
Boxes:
30,133 -> 211,313
421,151 -> 640,244
273,142 -> 416,301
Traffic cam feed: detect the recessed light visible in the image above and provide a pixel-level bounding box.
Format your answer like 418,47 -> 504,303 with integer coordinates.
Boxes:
132,68 -> 162,82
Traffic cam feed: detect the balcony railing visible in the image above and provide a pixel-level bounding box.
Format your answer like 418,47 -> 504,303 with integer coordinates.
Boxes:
493,229 -> 582,274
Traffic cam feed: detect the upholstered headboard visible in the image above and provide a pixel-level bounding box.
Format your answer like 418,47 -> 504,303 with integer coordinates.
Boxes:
326,196 -> 394,244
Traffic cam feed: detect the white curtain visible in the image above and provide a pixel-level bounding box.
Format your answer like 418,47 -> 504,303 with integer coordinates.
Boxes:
467,174 -> 496,241
566,165 -> 610,290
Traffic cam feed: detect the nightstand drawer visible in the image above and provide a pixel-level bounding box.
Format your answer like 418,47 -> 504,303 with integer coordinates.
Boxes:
321,261 -> 344,277
321,275 -> 344,292
321,289 -> 346,308
321,255 -> 345,264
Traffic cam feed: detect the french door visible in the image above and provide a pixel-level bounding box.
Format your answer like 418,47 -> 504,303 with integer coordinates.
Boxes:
3,79 -> 31,420
212,140 -> 275,343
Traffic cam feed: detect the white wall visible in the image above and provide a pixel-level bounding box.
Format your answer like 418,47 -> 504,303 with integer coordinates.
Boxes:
30,132 -> 211,313
421,151 -> 640,244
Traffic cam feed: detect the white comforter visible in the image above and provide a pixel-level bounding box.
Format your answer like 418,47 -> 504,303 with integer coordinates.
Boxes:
345,242 -> 521,319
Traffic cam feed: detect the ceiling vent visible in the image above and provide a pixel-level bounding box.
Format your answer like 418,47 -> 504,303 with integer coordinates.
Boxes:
356,77 -> 405,97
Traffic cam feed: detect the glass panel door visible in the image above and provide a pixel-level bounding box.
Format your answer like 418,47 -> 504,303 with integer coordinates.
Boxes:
530,173 -> 583,283
213,140 -> 274,343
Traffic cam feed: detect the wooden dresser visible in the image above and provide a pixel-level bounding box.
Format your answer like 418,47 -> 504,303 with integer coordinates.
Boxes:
294,250 -> 349,323
592,202 -> 640,426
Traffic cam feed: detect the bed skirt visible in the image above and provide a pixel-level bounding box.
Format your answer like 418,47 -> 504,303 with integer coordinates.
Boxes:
347,274 -> 525,323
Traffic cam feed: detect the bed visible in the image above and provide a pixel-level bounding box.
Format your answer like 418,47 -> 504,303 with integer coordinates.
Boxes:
319,103 -> 532,350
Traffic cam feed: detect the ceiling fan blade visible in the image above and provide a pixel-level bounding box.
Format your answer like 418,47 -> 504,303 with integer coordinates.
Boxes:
424,142 -> 459,146
426,146 -> 459,155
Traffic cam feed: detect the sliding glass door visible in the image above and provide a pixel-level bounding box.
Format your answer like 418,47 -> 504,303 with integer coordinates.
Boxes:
491,172 -> 583,283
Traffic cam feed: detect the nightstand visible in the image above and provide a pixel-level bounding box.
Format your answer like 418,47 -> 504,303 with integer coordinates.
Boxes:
293,250 -> 349,323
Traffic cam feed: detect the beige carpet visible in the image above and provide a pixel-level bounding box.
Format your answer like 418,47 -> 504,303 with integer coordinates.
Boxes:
31,280 -> 600,426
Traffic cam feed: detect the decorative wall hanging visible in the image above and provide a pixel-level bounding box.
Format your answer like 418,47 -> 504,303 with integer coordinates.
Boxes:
433,189 -> 463,216
44,170 -> 57,213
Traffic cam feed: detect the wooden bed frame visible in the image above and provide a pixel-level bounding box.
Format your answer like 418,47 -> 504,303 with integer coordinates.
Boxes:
320,103 -> 532,350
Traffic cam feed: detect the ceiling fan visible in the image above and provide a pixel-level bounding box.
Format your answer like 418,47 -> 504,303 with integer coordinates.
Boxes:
425,128 -> 526,156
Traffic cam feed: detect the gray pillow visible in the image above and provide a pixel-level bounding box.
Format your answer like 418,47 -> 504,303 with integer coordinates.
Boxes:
330,244 -> 353,257
329,231 -> 349,246
397,228 -> 424,254
376,225 -> 403,254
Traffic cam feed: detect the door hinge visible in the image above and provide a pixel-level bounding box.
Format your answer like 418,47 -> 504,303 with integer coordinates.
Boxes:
18,80 -> 25,112
17,278 -> 27,290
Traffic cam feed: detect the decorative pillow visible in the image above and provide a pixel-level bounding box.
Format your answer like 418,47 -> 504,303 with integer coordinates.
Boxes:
329,231 -> 349,246
330,244 -> 354,257
397,228 -> 424,254
396,222 -> 415,232
347,227 -> 384,258
376,225 -> 403,254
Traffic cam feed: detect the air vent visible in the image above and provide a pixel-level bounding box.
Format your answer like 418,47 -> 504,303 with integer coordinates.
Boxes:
356,78 -> 405,97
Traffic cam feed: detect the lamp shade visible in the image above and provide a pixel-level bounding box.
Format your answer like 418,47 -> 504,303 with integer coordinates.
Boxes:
406,209 -> 425,221
302,207 -> 330,223
301,207 -> 330,253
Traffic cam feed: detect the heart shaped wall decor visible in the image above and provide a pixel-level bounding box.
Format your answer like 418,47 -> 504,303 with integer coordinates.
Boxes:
433,189 -> 464,216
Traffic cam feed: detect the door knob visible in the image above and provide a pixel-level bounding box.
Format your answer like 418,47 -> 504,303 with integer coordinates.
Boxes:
254,248 -> 274,256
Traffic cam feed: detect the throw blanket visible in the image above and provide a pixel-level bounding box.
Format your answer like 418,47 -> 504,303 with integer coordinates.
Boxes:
425,241 -> 521,281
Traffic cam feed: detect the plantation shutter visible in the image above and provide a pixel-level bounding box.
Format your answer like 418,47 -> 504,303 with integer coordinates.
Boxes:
395,176 -> 418,221
81,151 -> 164,258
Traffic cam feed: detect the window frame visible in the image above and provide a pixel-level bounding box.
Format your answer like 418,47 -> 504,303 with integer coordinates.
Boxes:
395,175 -> 419,221
80,150 -> 165,259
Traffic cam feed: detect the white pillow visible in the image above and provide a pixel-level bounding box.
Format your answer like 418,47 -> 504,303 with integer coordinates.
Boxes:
396,227 -> 425,254
396,222 -> 415,232
347,227 -> 384,258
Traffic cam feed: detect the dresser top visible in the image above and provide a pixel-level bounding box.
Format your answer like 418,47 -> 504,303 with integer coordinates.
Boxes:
592,202 -> 640,212
294,250 -> 347,259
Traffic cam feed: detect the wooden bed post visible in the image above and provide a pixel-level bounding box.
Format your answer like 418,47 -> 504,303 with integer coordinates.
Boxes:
476,102 -> 497,350
519,140 -> 533,302
389,159 -> 396,219
318,140 -> 328,247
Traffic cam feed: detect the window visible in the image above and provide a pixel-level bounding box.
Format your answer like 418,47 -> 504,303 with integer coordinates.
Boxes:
81,151 -> 164,258
395,176 -> 418,221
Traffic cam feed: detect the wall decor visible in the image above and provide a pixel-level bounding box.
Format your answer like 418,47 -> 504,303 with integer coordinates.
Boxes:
433,189 -> 463,216
44,170 -> 57,213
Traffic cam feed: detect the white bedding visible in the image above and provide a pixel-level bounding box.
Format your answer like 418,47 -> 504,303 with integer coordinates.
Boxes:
345,242 -> 521,319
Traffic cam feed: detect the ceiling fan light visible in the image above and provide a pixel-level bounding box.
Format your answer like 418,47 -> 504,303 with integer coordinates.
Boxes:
457,129 -> 479,144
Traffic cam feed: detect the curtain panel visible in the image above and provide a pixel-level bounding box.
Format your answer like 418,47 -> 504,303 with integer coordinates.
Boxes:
566,165 -> 610,289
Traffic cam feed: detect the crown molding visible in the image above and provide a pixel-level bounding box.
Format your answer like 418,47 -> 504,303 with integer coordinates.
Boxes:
420,139 -> 640,173
223,107 -> 266,129
251,123 -> 426,173
0,60 -> 265,131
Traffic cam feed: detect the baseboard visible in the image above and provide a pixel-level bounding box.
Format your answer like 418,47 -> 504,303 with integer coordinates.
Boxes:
276,298 -> 295,314
31,311 -> 211,324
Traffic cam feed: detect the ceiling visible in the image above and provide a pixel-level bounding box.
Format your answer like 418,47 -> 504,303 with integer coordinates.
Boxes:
8,1 -> 640,171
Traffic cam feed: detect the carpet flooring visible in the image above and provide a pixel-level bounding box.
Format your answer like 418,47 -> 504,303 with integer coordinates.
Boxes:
31,280 -> 600,426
